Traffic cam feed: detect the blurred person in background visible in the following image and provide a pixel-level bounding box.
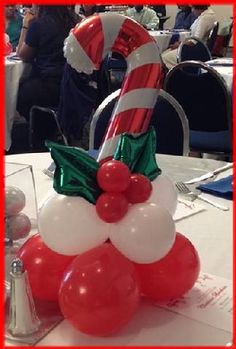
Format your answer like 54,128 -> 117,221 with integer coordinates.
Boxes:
162,5 -> 216,70
5,5 -> 23,50
167,5 -> 197,50
151,5 -> 166,17
126,5 -> 159,30
174,5 -> 196,30
16,5 -> 78,122
191,5 -> 216,41
57,4 -> 109,148
80,4 -> 106,17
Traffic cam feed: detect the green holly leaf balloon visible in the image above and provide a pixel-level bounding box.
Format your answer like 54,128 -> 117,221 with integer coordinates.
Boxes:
46,141 -> 101,204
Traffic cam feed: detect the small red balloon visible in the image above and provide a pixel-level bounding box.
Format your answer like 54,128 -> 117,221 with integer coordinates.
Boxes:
134,232 -> 200,301
59,243 -> 140,336
17,234 -> 75,301
97,160 -> 131,192
96,192 -> 129,223
124,174 -> 152,203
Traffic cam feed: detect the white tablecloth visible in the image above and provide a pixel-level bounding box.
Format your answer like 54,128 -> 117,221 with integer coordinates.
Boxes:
5,152 -> 232,346
206,58 -> 233,93
150,30 -> 190,53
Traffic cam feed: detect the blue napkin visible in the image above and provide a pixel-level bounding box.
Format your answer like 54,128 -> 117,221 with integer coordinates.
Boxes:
197,175 -> 233,200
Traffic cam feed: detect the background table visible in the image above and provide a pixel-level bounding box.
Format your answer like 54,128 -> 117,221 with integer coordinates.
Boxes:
150,30 -> 190,53
5,152 -> 232,346
206,58 -> 233,92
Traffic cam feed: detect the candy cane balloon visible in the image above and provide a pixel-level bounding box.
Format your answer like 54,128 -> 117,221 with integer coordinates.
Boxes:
64,13 -> 161,161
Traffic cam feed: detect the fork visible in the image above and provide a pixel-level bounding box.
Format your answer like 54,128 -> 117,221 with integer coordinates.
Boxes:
42,161 -> 56,178
42,168 -> 54,178
176,182 -> 229,211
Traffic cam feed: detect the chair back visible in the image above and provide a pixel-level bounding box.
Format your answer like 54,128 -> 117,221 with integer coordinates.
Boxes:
222,22 -> 233,57
57,64 -> 100,142
224,22 -> 233,47
163,61 -> 232,153
89,89 -> 189,156
29,106 -> 68,152
207,21 -> 219,52
177,36 -> 212,63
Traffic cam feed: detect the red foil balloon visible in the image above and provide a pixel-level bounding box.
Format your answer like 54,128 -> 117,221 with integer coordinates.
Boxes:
59,243 -> 140,336
97,160 -> 131,192
96,192 -> 129,223
124,173 -> 152,203
64,13 -> 161,162
134,232 -> 200,301
17,234 -> 75,301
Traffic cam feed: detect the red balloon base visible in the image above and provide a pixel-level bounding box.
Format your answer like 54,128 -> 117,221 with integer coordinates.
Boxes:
17,234 -> 75,301
134,232 -> 200,301
59,243 -> 140,336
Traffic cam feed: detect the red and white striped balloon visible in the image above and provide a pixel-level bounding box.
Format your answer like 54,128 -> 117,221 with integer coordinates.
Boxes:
64,13 -> 161,162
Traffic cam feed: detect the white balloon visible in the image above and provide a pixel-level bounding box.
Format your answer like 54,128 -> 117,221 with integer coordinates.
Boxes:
148,175 -> 177,216
110,203 -> 176,264
38,194 -> 110,256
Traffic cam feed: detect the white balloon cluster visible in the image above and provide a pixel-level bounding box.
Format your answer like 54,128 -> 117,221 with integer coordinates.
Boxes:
38,175 -> 177,264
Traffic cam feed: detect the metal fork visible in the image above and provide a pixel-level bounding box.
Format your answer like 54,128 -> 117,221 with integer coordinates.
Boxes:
176,182 -> 229,211
42,161 -> 56,178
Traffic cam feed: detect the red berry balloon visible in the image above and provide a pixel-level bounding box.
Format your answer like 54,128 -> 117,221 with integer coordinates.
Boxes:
124,174 -> 152,203
59,243 -> 140,336
17,234 -> 75,301
96,192 -> 129,223
134,232 -> 200,301
97,160 -> 131,192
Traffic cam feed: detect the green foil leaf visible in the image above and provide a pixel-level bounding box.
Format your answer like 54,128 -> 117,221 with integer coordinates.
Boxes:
46,141 -> 101,204
113,127 -> 161,181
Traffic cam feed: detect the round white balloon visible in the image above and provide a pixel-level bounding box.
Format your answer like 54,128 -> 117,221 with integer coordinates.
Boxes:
148,175 -> 177,216
110,203 -> 176,264
38,194 -> 110,256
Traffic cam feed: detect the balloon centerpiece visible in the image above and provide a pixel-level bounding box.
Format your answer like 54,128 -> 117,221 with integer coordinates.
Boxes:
16,13 -> 200,337
96,160 -> 153,222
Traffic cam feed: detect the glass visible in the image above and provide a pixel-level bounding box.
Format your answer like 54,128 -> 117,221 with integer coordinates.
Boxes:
5,162 -> 38,296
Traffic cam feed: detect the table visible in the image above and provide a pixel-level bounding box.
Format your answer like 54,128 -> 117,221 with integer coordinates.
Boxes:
150,30 -> 190,53
5,152 -> 232,346
206,58 -> 233,92
5,58 -> 30,151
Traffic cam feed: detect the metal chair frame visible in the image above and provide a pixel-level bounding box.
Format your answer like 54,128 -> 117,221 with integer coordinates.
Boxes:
164,60 -> 232,155
29,106 -> 68,151
89,88 -> 190,156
